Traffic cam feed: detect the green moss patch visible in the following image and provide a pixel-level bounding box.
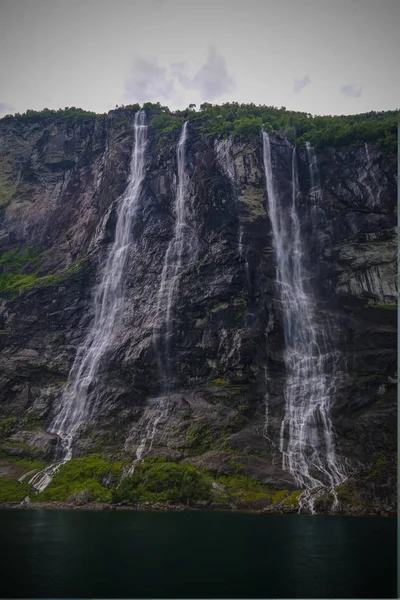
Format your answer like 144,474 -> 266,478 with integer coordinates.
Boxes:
370,304 -> 397,310
217,474 -> 274,503
0,254 -> 86,295
185,421 -> 217,455
283,490 -> 302,506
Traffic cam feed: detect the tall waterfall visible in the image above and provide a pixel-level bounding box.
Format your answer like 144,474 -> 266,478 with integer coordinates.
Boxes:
30,111 -> 148,491
124,122 -> 191,475
305,141 -> 322,200
262,132 -> 346,512
152,121 -> 192,390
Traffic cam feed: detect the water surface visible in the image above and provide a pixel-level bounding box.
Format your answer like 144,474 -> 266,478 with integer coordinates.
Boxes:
0,510 -> 396,598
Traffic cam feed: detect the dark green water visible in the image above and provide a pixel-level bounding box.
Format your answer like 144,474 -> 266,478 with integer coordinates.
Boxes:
0,509 -> 396,599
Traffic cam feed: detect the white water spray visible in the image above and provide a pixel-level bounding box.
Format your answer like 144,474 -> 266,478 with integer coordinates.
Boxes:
262,132 -> 346,512
30,111 -> 149,492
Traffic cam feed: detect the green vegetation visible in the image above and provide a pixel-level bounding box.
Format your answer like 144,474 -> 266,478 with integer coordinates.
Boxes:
0,454 -> 47,472
1,107 -> 98,123
272,489 -> 290,505
211,302 -> 229,313
147,101 -> 398,155
34,456 -> 123,502
0,478 -> 32,502
185,420 -> 224,455
0,253 -> 86,295
283,490 -> 302,506
0,173 -> 16,207
22,412 -> 44,430
2,102 -> 397,156
0,417 -> 18,438
217,474 -> 274,503
211,378 -> 230,386
0,246 -> 46,270
370,304 -> 397,310
111,458 -> 212,504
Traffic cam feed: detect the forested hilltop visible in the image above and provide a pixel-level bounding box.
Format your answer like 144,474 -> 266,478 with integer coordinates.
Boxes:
2,102 -> 398,155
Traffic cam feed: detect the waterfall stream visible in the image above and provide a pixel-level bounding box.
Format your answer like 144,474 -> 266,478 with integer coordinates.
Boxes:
152,121 -> 191,390
262,132 -> 347,512
125,122 -> 193,475
29,111 -> 149,491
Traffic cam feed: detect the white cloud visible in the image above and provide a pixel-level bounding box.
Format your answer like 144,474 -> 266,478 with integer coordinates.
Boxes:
191,45 -> 236,101
340,83 -> 363,98
170,62 -> 191,88
125,47 -> 236,107
293,74 -> 311,94
125,57 -> 182,104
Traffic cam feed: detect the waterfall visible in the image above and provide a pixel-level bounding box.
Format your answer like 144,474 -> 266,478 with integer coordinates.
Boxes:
152,121 -> 193,391
262,132 -> 346,513
305,141 -> 322,200
29,111 -> 149,492
124,122 -> 192,475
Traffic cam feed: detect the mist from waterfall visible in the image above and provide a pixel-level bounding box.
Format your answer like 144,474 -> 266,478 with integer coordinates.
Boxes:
262,132 -> 346,512
30,111 -> 149,491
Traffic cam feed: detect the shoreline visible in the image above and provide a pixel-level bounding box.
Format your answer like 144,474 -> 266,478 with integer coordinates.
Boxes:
0,501 -> 395,517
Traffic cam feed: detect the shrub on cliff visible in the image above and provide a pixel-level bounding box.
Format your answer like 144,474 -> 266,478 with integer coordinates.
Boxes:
112,458 -> 212,504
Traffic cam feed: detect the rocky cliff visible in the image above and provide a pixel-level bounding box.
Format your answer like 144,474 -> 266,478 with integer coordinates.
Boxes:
0,108 -> 397,514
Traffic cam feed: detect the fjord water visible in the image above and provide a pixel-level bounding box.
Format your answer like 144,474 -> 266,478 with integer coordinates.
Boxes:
30,111 -> 149,491
0,510 -> 396,599
262,133 -> 347,511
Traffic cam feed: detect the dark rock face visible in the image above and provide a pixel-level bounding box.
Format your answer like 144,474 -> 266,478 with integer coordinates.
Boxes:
0,111 -> 396,512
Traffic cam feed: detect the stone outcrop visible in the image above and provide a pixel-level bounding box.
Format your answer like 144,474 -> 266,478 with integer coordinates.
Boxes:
0,109 -> 396,513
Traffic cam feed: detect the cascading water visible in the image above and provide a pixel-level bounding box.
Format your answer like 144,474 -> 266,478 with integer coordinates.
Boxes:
262,132 -> 347,513
152,121 -> 192,390
125,122 -> 193,475
305,141 -> 322,200
29,111 -> 149,491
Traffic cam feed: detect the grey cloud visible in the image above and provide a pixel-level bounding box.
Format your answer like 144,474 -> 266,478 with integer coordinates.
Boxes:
125,57 -> 179,103
340,83 -> 363,98
0,103 -> 14,116
191,45 -> 236,101
294,75 -> 311,94
126,47 -> 236,107
170,62 -> 192,88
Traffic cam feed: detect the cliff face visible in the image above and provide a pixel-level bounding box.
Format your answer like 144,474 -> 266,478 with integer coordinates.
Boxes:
0,110 -> 397,512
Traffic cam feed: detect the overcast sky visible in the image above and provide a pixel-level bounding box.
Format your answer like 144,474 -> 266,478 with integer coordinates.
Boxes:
0,0 -> 399,117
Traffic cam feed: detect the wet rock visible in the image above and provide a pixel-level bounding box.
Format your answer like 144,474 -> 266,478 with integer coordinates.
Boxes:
66,489 -> 92,506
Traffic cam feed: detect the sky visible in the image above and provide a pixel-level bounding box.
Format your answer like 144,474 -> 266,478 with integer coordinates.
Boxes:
0,0 -> 399,117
